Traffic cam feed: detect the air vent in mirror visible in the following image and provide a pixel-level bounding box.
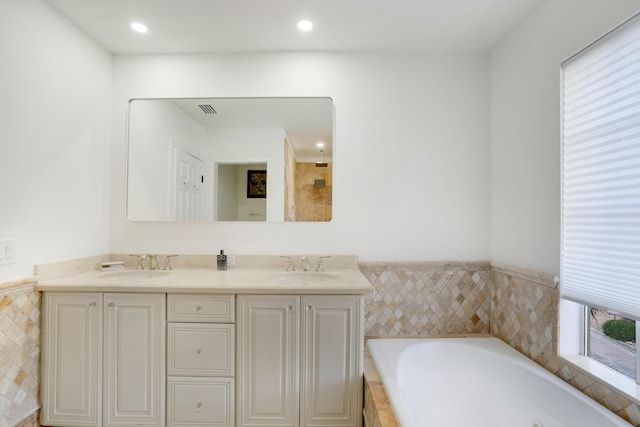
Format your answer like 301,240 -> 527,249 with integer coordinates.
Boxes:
197,104 -> 217,114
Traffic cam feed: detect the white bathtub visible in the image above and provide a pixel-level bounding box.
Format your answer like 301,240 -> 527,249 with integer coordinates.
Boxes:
367,337 -> 632,427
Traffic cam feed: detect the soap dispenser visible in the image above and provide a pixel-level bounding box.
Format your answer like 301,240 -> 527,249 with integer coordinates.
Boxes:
217,250 -> 227,271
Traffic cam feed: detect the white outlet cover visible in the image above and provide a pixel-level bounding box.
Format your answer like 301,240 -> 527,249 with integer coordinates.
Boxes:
0,239 -> 17,265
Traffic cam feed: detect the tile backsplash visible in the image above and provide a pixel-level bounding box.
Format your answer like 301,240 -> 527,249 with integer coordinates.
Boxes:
360,261 -> 491,336
0,280 -> 40,427
3,256 -> 640,426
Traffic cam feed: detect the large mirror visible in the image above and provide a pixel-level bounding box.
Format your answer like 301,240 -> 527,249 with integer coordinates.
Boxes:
126,97 -> 333,222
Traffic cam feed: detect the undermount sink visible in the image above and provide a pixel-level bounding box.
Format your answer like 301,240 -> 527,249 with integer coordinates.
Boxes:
98,270 -> 171,280
270,272 -> 338,284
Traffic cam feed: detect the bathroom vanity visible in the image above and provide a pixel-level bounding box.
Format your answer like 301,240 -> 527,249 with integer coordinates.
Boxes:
36,267 -> 372,427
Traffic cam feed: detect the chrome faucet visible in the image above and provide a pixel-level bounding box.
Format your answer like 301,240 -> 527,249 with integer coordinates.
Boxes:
129,254 -> 148,270
128,254 -> 162,270
301,255 -> 310,272
316,256 -> 331,272
280,256 -> 295,271
163,255 -> 178,270
148,255 -> 159,270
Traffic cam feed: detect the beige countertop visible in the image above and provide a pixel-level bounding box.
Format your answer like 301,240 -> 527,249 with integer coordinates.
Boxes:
35,268 -> 374,295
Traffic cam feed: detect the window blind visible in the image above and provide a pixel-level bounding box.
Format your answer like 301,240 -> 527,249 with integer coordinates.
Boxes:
561,13 -> 640,320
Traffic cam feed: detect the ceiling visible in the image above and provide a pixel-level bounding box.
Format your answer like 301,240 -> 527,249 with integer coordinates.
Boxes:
46,0 -> 543,55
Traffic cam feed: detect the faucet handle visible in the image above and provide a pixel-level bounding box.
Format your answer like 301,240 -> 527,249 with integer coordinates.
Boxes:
316,256 -> 331,272
163,255 -> 178,270
128,254 -> 147,270
280,256 -> 295,271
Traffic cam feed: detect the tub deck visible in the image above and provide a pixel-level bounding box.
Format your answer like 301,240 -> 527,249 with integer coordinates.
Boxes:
364,336 -> 634,427
363,341 -> 398,427
363,335 -> 486,427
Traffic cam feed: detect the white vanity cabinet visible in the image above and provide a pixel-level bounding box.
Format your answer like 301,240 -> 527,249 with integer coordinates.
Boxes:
166,294 -> 235,427
38,267 -> 372,427
237,295 -> 363,427
40,292 -> 166,427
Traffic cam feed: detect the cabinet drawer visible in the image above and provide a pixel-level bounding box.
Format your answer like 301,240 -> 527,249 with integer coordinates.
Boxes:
167,377 -> 234,427
168,323 -> 235,376
168,294 -> 234,323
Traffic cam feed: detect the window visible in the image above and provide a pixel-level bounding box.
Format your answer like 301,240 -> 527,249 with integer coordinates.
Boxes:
561,12 -> 640,384
586,306 -> 638,380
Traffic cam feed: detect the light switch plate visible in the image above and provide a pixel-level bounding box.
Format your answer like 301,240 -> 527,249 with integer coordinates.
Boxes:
0,239 -> 17,265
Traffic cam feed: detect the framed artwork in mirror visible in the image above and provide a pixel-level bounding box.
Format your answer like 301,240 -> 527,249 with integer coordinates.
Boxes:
247,170 -> 267,198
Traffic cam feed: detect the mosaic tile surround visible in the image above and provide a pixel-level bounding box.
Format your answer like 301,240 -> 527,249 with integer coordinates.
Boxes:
0,280 -> 40,427
3,258 -> 640,426
294,162 -> 333,222
360,262 -> 491,336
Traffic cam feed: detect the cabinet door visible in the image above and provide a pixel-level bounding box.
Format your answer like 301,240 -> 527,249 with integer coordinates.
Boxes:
237,295 -> 299,427
41,292 -> 102,427
104,293 -> 165,427
301,296 -> 363,427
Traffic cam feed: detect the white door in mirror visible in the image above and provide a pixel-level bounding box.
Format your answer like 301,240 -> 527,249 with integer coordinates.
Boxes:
174,145 -> 204,221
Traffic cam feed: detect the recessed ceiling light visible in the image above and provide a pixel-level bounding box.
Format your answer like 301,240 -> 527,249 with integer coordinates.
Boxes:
130,22 -> 148,33
297,20 -> 313,32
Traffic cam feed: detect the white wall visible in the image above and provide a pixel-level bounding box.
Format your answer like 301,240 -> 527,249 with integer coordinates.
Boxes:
490,0 -> 640,274
110,54 -> 490,261
217,164 -> 239,220
0,0 -> 112,281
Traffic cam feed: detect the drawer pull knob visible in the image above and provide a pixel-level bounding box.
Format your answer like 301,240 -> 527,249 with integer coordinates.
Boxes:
306,305 -> 313,311
108,302 -> 115,308
195,402 -> 203,411
287,305 -> 292,312
89,301 -> 96,307
195,348 -> 203,356
194,306 -> 203,312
